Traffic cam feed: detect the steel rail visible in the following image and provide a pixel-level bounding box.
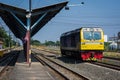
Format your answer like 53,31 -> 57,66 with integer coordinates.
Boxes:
103,56 -> 120,61
90,62 -> 120,71
33,52 -> 89,80
34,55 -> 68,80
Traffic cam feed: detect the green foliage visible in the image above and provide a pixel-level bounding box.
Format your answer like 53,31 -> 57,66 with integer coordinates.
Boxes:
31,39 -> 41,46
44,40 -> 55,46
55,40 -> 60,46
31,39 -> 60,46
0,27 -> 8,38
104,42 -> 110,51
44,40 -> 60,46
0,27 -> 9,47
0,26 -> 19,48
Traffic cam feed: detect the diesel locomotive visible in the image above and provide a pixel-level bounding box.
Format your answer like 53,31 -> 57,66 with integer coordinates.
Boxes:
60,27 -> 104,60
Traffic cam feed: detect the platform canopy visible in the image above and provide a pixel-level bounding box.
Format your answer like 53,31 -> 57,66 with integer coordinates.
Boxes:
0,1 -> 68,40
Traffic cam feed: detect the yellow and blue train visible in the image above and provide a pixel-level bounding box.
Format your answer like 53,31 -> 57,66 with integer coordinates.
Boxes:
60,27 -> 104,60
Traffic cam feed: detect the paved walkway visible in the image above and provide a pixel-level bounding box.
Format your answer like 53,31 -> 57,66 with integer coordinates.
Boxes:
9,51 -> 54,80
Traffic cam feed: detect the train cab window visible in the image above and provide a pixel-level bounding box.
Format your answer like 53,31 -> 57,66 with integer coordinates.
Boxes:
83,31 -> 92,40
93,32 -> 101,40
83,31 -> 101,40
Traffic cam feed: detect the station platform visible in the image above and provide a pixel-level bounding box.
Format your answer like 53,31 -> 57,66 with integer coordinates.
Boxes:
9,51 -> 53,80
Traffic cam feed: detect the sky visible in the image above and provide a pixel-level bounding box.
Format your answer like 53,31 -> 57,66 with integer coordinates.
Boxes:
0,0 -> 120,43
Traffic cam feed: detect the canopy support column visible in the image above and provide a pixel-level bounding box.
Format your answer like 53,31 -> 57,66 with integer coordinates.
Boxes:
26,0 -> 31,67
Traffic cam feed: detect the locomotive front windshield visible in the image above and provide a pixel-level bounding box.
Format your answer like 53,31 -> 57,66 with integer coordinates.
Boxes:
83,31 -> 101,40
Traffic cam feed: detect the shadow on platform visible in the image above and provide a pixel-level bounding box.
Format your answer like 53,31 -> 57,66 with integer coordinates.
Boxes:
0,50 -> 19,67
16,50 -> 39,63
0,50 -> 39,67
56,56 -> 83,64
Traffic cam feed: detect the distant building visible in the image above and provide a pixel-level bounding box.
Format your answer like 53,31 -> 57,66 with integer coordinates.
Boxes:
117,39 -> 120,51
109,36 -> 118,42
109,41 -> 117,50
104,35 -> 108,42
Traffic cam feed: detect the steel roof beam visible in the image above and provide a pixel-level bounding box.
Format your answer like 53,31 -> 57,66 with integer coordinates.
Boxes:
31,12 -> 48,30
10,12 -> 27,29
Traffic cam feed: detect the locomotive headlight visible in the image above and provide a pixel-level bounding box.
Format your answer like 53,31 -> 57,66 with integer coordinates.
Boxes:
81,42 -> 85,45
100,42 -> 103,45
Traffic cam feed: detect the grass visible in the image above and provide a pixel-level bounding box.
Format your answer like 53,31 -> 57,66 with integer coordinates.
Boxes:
32,45 -> 61,54
103,52 -> 120,58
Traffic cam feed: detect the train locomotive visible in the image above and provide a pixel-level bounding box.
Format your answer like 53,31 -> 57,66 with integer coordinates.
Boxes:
60,27 -> 104,60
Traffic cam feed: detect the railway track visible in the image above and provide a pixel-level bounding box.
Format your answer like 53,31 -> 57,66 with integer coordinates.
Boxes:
103,56 -> 120,61
33,52 -> 89,80
32,49 -> 120,80
90,61 -> 120,71
0,51 -> 19,79
37,49 -> 58,55
36,49 -> 120,69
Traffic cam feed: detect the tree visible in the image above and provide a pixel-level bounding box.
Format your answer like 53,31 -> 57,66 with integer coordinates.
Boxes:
0,27 -> 9,40
104,42 -> 110,51
44,40 -> 55,46
55,40 -> 60,46
0,26 -> 10,48
0,26 -> 18,48
31,39 -> 41,46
